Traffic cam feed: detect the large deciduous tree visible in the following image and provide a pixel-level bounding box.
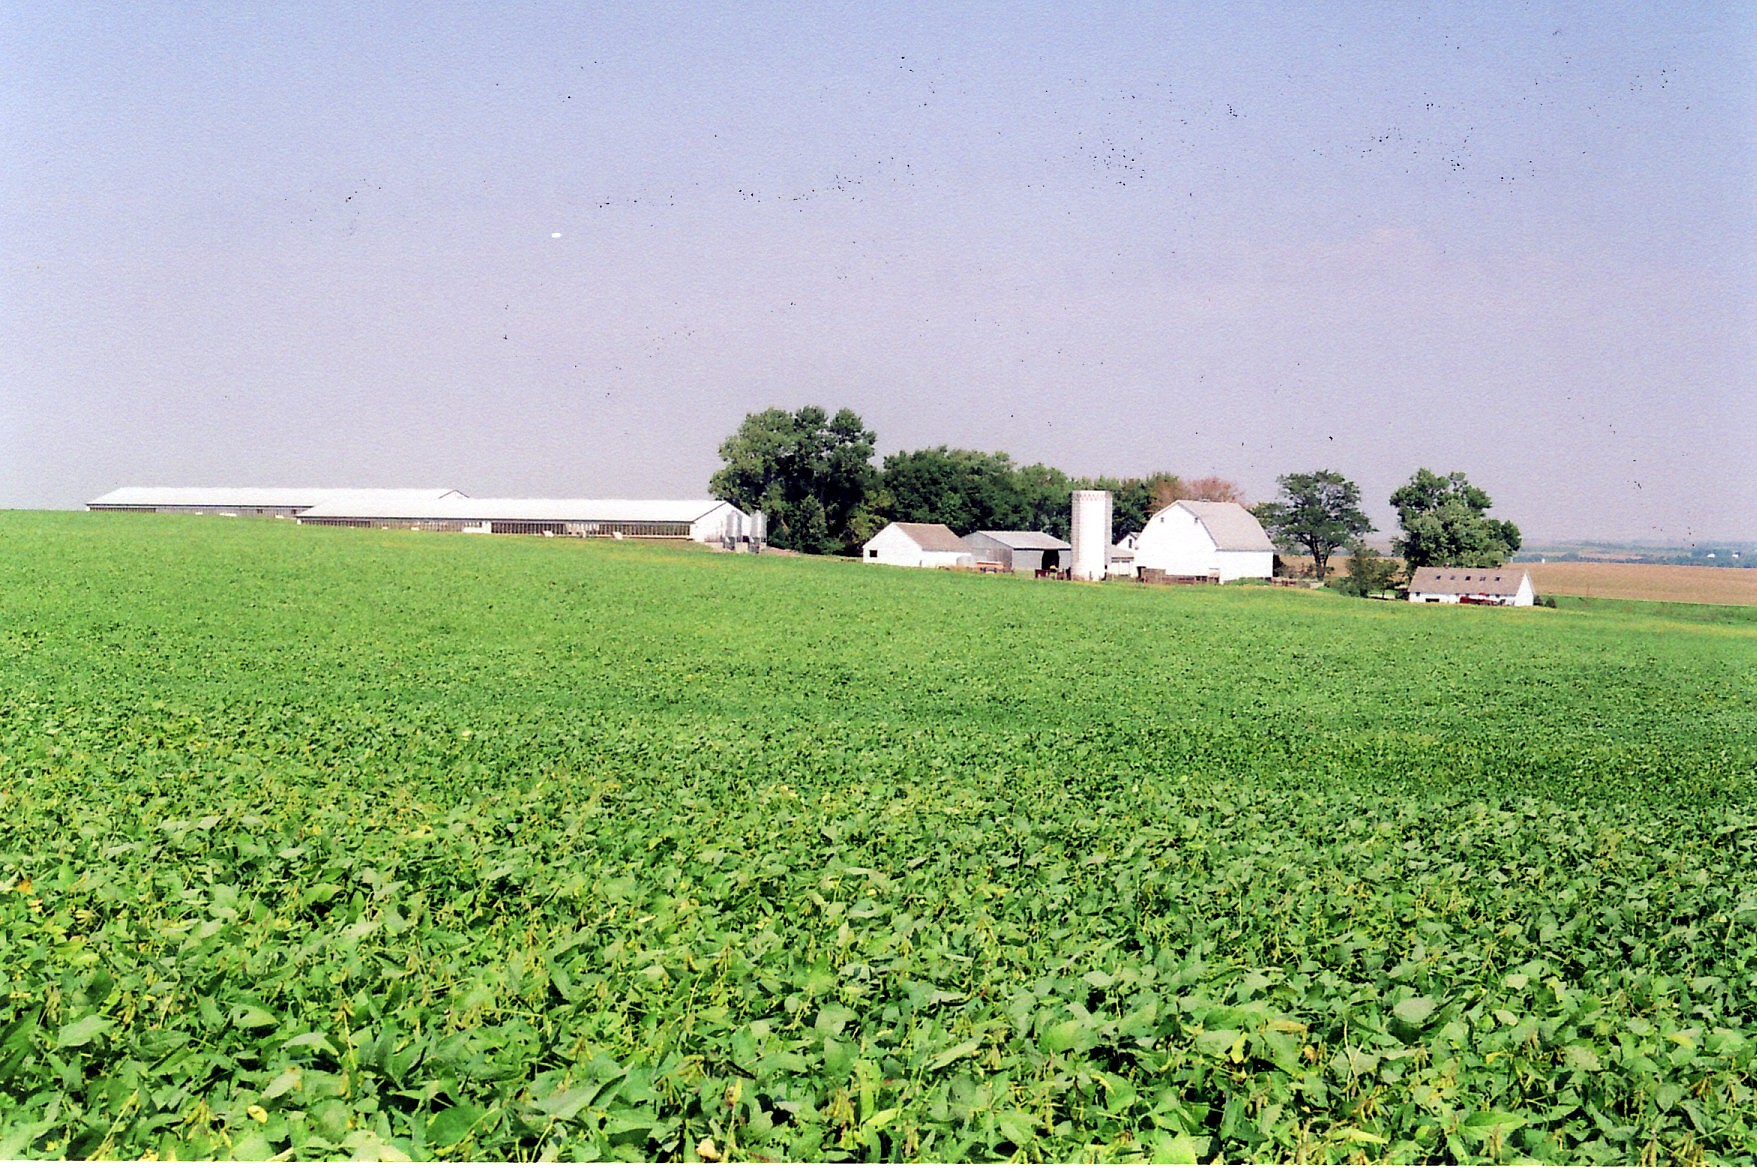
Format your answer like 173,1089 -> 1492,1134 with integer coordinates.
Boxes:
1012,463 -> 1076,540
708,406 -> 877,554
1253,470 -> 1373,581
1336,540 -> 1403,597
880,447 -> 1029,535
1389,468 -> 1521,569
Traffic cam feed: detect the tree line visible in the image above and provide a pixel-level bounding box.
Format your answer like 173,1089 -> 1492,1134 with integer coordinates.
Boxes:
708,406 -> 1245,554
709,406 -> 1520,586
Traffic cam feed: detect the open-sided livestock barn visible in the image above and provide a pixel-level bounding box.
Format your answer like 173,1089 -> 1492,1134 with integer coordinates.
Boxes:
962,530 -> 1071,574
88,488 -> 756,547
86,487 -> 465,518
295,496 -> 754,545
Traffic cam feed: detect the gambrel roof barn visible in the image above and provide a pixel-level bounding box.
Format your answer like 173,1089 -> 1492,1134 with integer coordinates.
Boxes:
1134,501 -> 1275,583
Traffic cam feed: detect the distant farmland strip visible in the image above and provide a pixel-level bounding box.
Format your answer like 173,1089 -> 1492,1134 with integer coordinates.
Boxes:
1278,555 -> 1755,608
1521,561 -> 1757,606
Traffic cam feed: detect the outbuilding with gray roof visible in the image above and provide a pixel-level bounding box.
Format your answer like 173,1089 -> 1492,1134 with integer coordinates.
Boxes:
861,522 -> 975,569
1407,566 -> 1534,606
962,530 -> 1072,574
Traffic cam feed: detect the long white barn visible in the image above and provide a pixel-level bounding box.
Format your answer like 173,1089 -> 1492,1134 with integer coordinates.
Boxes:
296,496 -> 752,543
87,488 -> 755,546
86,487 -> 464,518
1407,566 -> 1534,606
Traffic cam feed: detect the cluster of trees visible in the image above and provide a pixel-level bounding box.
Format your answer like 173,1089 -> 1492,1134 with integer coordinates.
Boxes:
1253,467 -> 1521,594
709,406 -> 1522,587
707,407 -> 879,555
709,406 -> 1241,554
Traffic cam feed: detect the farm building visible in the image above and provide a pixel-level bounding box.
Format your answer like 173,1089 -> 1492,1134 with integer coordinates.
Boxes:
962,530 -> 1071,574
1407,566 -> 1535,606
295,497 -> 755,545
87,488 -> 753,546
86,487 -> 465,518
862,522 -> 975,569
1134,500 -> 1275,583
1070,490 -> 1113,581
1107,536 -> 1138,579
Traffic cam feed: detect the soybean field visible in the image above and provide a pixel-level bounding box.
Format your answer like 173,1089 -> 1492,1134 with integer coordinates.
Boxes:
2,511 -> 1754,1162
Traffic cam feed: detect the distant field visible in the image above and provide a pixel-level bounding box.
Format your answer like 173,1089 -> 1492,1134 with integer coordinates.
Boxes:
2,511 -> 1755,1162
1522,560 -> 1757,607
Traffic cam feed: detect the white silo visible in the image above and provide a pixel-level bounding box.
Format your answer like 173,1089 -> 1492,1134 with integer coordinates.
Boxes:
1070,490 -> 1112,581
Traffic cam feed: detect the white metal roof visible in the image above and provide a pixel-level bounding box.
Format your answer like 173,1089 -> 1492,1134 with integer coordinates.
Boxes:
87,487 -> 464,509
971,530 -> 1072,551
296,496 -> 738,523
1175,501 -> 1275,552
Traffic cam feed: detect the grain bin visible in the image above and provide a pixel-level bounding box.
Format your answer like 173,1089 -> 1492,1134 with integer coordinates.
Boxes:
1070,490 -> 1112,581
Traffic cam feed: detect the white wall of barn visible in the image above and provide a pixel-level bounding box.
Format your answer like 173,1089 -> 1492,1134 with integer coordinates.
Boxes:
1408,573 -> 1534,606
689,502 -> 748,543
1133,507 -> 1272,582
861,524 -> 973,568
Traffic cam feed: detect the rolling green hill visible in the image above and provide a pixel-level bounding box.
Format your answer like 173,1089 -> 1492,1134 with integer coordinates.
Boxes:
2,511 -> 1754,1161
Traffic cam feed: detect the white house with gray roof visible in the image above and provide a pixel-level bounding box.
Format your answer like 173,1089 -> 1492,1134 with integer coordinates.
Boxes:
1134,500 -> 1275,582
1407,566 -> 1534,606
862,522 -> 975,569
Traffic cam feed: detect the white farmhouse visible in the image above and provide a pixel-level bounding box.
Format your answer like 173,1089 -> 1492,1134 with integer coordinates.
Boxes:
1107,532 -> 1140,578
1407,566 -> 1535,606
862,522 -> 975,569
1134,501 -> 1274,583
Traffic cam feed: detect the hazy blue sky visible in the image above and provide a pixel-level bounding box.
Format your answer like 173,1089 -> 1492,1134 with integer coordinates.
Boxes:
5,2 -> 1753,541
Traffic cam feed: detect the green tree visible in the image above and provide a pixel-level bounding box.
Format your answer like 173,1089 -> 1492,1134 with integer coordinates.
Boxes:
880,447 -> 1029,534
709,406 -> 877,554
1081,472 -> 1183,543
1013,463 -> 1075,539
1389,468 -> 1521,569
1332,540 -> 1403,597
1253,470 -> 1373,581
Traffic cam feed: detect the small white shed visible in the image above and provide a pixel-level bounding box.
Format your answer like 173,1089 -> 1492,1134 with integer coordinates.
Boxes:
1134,501 -> 1274,582
862,522 -> 975,569
1407,566 -> 1535,606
